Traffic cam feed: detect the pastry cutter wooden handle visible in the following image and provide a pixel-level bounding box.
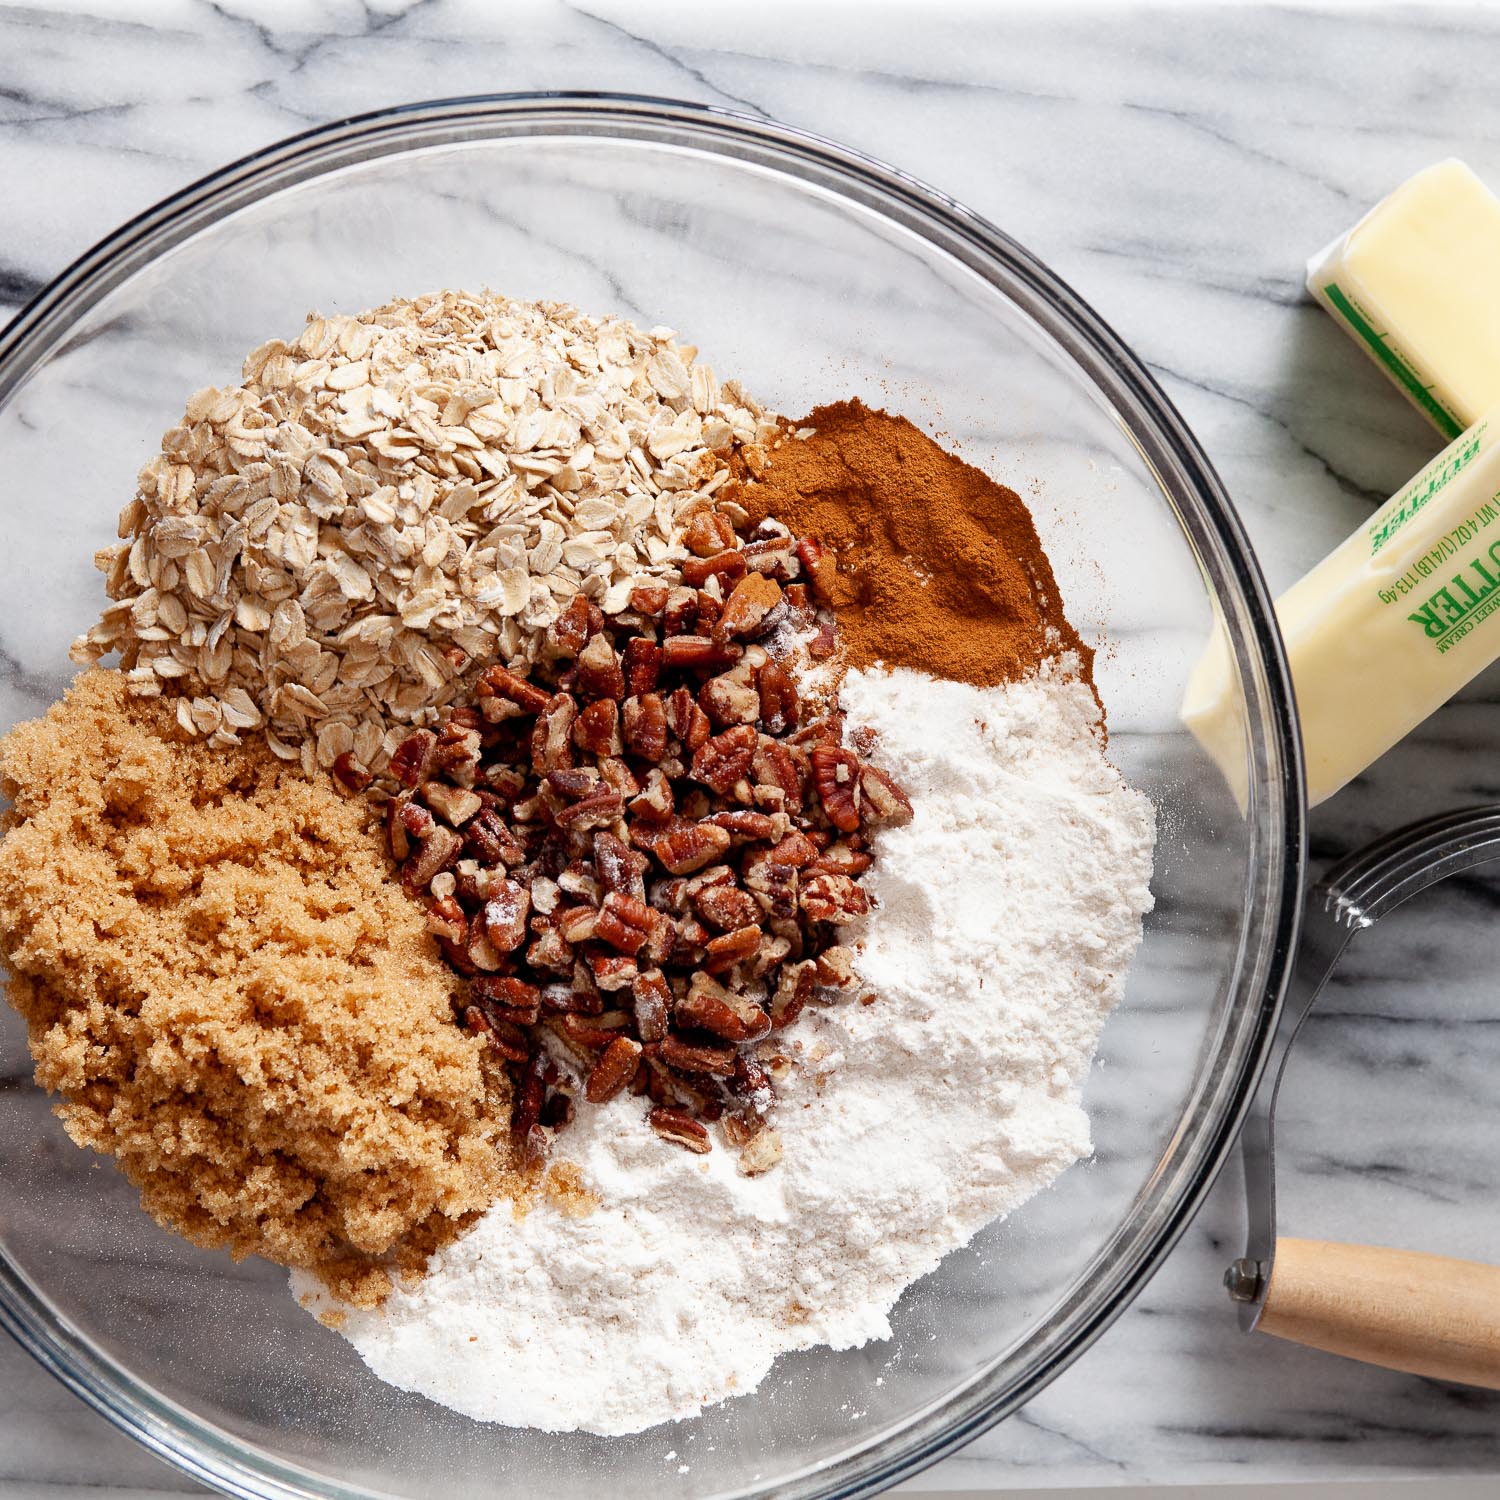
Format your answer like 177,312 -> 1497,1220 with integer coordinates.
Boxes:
1227,806 -> 1500,1389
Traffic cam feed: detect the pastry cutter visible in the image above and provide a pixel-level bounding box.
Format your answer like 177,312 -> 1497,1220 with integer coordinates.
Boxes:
1226,805 -> 1500,1388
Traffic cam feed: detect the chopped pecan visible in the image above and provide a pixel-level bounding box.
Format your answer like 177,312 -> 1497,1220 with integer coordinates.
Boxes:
622,637 -> 663,696
770,961 -> 816,1028
795,536 -> 838,603
809,841 -> 873,877
662,586 -> 698,637
402,823 -> 464,895
467,1005 -> 531,1063
641,905 -> 676,965
812,945 -> 860,993
426,893 -> 467,945
793,714 -> 845,749
800,872 -> 871,923
368,486 -> 914,1170
676,972 -> 771,1041
692,724 -> 758,793
390,729 -> 437,788
547,767 -> 600,801
482,763 -> 528,799
737,1127 -> 784,1176
597,756 -> 641,798
744,851 -> 798,918
397,798 -> 434,841
632,969 -> 672,1042
432,722 -> 482,780
756,661 -> 799,735
530,693 -> 577,773
649,1106 -> 712,1154
686,862 -> 735,893
783,581 -> 813,621
572,698 -> 623,756
684,509 -> 736,558
331,751 -> 373,793
594,830 -> 647,900
512,1052 -> 548,1139
585,1035 -> 643,1104
666,686 -> 712,751
701,671 -> 761,727
652,819 -> 733,875
746,933 -> 792,979
466,922 -> 505,973
752,737 -> 803,804
545,593 -> 602,658
860,762 -> 915,827
595,891 -> 655,954
703,924 -> 763,975
479,879 -> 532,952
768,829 -> 819,867
681,550 -> 746,590
704,809 -> 777,842
628,583 -> 669,617
423,780 -> 484,827
576,632 -> 626,701
811,745 -> 863,832
741,536 -> 797,578
558,862 -> 602,902
628,766 -> 675,822
465,806 -> 525,865
478,694 -> 524,725
590,952 -> 639,992
622,692 -> 669,761
526,920 -> 572,971
729,1051 -> 774,1106
559,1013 -> 628,1050
386,793 -> 416,861
695,587 -> 723,629
673,912 -> 713,954
649,875 -> 692,914
662,634 -> 734,671
555,973 -> 601,1014
478,664 -> 553,715
470,975 -> 541,1024
659,1034 -> 737,1076
556,905 -> 599,944
809,618 -> 838,659
693,882 -> 762,931
717,571 -> 782,639
552,786 -> 623,831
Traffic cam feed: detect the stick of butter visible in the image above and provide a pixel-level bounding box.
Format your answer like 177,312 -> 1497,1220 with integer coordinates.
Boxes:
1308,159 -> 1500,440
1184,409 -> 1500,806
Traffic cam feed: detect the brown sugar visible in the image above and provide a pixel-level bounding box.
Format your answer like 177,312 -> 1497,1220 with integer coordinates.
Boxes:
736,400 -> 1094,693
0,670 -> 514,1306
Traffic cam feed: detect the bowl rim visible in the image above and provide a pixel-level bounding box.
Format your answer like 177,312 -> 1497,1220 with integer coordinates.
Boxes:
0,89 -> 1306,1500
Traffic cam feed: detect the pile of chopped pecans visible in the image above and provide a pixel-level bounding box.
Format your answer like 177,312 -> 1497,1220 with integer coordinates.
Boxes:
71,293 -> 779,778
377,509 -> 912,1173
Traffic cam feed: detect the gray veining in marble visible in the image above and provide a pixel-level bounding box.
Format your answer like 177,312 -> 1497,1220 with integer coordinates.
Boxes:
2,1 -> 1500,1494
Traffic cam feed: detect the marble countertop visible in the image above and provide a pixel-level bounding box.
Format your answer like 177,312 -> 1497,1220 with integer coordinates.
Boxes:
3,1 -> 1500,1494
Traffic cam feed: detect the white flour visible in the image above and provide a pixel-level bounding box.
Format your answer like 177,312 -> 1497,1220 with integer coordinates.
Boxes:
297,663 -> 1155,1433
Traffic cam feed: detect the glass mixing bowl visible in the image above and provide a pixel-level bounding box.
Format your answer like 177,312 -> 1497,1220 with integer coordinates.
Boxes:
0,95 -> 1302,1499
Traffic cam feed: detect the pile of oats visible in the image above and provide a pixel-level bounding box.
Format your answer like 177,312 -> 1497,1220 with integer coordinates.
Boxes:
71,292 -> 778,776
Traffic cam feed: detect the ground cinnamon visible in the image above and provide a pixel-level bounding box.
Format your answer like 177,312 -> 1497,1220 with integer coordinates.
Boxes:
736,400 -> 1093,693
